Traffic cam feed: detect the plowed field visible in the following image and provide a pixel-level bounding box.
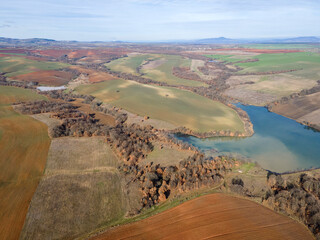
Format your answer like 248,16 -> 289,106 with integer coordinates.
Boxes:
12,70 -> 75,86
91,193 -> 313,240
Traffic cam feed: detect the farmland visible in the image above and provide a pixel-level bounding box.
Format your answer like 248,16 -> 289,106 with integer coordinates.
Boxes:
0,85 -> 47,104
270,91 -> 320,130
69,66 -> 116,83
12,70 -> 75,86
106,54 -> 207,87
91,193 -> 313,240
0,86 -> 50,240
0,42 -> 319,240
236,52 -> 320,77
76,79 -> 245,133
106,54 -> 157,75
216,51 -> 320,105
21,137 -> 127,240
0,56 -> 68,77
205,54 -> 253,63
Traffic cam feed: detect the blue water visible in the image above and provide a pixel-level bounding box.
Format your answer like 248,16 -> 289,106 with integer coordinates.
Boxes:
176,104 -> 320,172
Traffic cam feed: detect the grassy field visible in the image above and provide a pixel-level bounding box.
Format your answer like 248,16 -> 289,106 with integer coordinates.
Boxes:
236,52 -> 320,77
205,54 -> 253,63
106,54 -> 207,87
91,193 -> 313,240
0,86 -> 50,240
240,43 -> 320,49
21,137 -> 127,240
106,54 -> 156,75
76,79 -> 244,133
0,56 -> 68,77
0,86 -> 47,104
141,54 -> 206,87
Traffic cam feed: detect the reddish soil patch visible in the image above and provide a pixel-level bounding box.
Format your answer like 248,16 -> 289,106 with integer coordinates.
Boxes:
0,53 -> 13,57
211,48 -> 301,54
31,49 -> 72,58
0,49 -> 27,54
91,193 -> 313,240
32,48 -> 128,60
12,70 -> 75,86
69,66 -> 115,83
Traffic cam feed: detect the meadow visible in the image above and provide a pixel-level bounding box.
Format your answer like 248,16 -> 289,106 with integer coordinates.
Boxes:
76,79 -> 244,133
106,54 -> 207,87
0,56 -> 69,77
241,43 -> 320,49
236,52 -> 320,78
0,86 -> 50,240
204,54 -> 253,63
106,54 -> 157,75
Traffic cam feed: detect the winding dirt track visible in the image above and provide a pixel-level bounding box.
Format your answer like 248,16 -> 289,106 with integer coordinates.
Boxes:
91,193 -> 313,240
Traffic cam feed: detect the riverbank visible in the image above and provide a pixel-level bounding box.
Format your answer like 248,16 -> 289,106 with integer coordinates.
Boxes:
175,104 -> 320,173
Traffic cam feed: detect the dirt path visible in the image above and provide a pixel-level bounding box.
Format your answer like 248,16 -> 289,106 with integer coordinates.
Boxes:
91,193 -> 313,240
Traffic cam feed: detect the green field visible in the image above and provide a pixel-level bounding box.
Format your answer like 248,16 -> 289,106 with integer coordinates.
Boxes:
142,55 -> 207,87
240,43 -> 320,49
236,52 -> 320,77
106,54 -> 157,75
106,54 -> 207,87
0,85 -> 47,105
206,52 -> 320,81
0,86 -> 50,239
0,56 -> 69,77
205,54 -> 253,63
76,79 -> 244,133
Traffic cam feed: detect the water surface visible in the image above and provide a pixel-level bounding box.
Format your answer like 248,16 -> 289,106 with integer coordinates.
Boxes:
176,104 -> 320,172
37,86 -> 66,91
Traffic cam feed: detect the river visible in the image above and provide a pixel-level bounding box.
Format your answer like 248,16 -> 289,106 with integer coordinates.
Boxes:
176,104 -> 320,173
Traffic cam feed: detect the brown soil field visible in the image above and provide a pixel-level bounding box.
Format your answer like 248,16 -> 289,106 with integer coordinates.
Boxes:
91,193 -> 313,240
12,70 -> 75,86
33,48 -> 128,60
0,53 -> 15,57
0,49 -> 27,54
271,92 -> 320,127
0,105 -> 50,240
69,66 -> 116,83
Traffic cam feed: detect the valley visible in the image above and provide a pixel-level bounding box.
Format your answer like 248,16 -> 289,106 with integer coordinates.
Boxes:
0,41 -> 320,240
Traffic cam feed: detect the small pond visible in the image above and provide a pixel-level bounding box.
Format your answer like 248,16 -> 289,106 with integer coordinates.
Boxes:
37,86 -> 66,91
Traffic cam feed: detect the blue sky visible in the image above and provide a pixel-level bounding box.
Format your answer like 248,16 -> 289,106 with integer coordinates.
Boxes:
0,0 -> 319,41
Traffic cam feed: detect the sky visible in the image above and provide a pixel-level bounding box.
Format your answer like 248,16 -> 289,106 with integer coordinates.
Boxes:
0,0 -> 319,41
